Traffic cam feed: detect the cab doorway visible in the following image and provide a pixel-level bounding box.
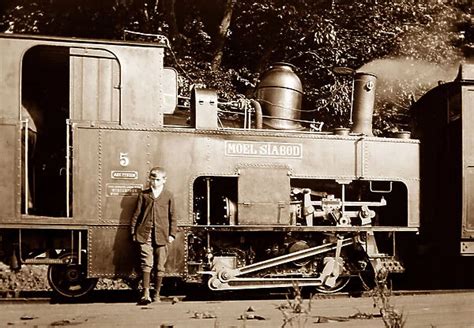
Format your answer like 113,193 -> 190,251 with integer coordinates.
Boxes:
21,45 -> 71,217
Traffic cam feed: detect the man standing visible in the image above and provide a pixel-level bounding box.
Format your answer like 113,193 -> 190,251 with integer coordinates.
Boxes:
130,167 -> 176,304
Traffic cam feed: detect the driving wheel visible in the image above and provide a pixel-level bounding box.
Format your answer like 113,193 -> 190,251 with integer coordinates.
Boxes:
47,252 -> 97,298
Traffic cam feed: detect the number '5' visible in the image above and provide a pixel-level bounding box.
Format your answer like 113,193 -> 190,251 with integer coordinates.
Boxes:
119,153 -> 129,167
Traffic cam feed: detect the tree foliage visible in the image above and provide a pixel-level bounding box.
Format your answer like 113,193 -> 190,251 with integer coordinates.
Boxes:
1,0 -> 472,134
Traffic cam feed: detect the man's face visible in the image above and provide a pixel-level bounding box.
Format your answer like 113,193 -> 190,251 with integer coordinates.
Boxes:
149,172 -> 166,189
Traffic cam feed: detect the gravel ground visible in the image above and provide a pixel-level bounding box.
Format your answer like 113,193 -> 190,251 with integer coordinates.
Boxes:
0,262 -> 131,295
0,262 -> 50,293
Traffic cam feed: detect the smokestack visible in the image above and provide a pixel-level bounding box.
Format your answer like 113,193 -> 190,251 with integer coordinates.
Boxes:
350,72 -> 377,136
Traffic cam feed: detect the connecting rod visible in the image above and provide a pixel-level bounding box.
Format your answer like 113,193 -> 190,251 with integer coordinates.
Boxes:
227,238 -> 354,279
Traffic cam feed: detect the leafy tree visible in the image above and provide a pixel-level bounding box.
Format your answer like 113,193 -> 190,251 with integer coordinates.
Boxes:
1,0 -> 472,134
224,0 -> 472,133
211,0 -> 236,71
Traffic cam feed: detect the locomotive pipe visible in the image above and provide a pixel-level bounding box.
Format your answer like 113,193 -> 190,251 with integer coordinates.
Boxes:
23,119 -> 29,215
350,72 -> 377,136
71,230 -> 74,262
78,231 -> 82,265
250,99 -> 263,129
246,105 -> 252,129
10,244 -> 20,270
66,119 -> 71,218
206,178 -> 211,226
243,103 -> 248,128
332,66 -> 356,75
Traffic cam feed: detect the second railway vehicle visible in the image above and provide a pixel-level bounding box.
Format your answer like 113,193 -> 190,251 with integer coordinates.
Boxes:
0,34 -> 472,298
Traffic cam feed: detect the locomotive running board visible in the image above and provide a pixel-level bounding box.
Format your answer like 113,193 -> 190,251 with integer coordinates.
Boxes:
207,237 -> 354,290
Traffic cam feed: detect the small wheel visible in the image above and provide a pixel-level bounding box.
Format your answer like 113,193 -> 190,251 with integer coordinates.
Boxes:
315,276 -> 351,294
48,252 -> 97,298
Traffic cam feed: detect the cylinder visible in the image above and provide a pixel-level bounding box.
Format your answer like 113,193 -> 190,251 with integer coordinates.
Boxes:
256,63 -> 303,130
350,72 -> 377,136
333,127 -> 350,136
394,131 -> 411,139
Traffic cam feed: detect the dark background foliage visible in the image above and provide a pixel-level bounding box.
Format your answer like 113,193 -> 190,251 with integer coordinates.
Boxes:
1,0 -> 472,134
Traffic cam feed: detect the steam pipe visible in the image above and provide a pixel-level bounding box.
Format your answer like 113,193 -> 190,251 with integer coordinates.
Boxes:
250,99 -> 263,129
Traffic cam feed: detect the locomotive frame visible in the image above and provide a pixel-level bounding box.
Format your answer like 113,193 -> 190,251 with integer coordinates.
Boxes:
0,33 -> 471,298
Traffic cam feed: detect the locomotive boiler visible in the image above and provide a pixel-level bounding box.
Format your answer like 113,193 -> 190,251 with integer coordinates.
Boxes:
0,33 -> 469,298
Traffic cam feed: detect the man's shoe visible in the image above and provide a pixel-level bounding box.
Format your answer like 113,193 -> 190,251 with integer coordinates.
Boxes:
137,296 -> 152,305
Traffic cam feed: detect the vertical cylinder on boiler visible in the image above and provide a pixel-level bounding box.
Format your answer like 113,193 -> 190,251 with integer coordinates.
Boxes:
256,63 -> 303,130
351,72 -> 377,136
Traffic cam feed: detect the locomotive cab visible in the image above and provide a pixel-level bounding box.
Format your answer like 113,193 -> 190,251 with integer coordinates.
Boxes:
1,35 -> 178,218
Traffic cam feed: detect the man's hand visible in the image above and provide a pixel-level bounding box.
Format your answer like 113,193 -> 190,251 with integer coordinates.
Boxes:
168,236 -> 175,243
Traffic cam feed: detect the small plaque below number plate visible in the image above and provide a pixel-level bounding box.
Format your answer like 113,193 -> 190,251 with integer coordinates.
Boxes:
106,183 -> 143,197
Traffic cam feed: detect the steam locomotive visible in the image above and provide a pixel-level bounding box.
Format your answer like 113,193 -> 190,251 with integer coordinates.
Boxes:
0,34 -> 472,298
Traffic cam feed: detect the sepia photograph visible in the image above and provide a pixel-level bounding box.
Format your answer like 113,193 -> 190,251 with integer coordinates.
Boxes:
0,0 -> 473,326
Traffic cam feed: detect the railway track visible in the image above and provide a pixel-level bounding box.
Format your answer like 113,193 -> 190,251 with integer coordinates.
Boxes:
2,289 -> 473,327
2,288 -> 473,303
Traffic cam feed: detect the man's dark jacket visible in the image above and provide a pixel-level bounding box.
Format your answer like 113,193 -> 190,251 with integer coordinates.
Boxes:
130,188 -> 176,245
